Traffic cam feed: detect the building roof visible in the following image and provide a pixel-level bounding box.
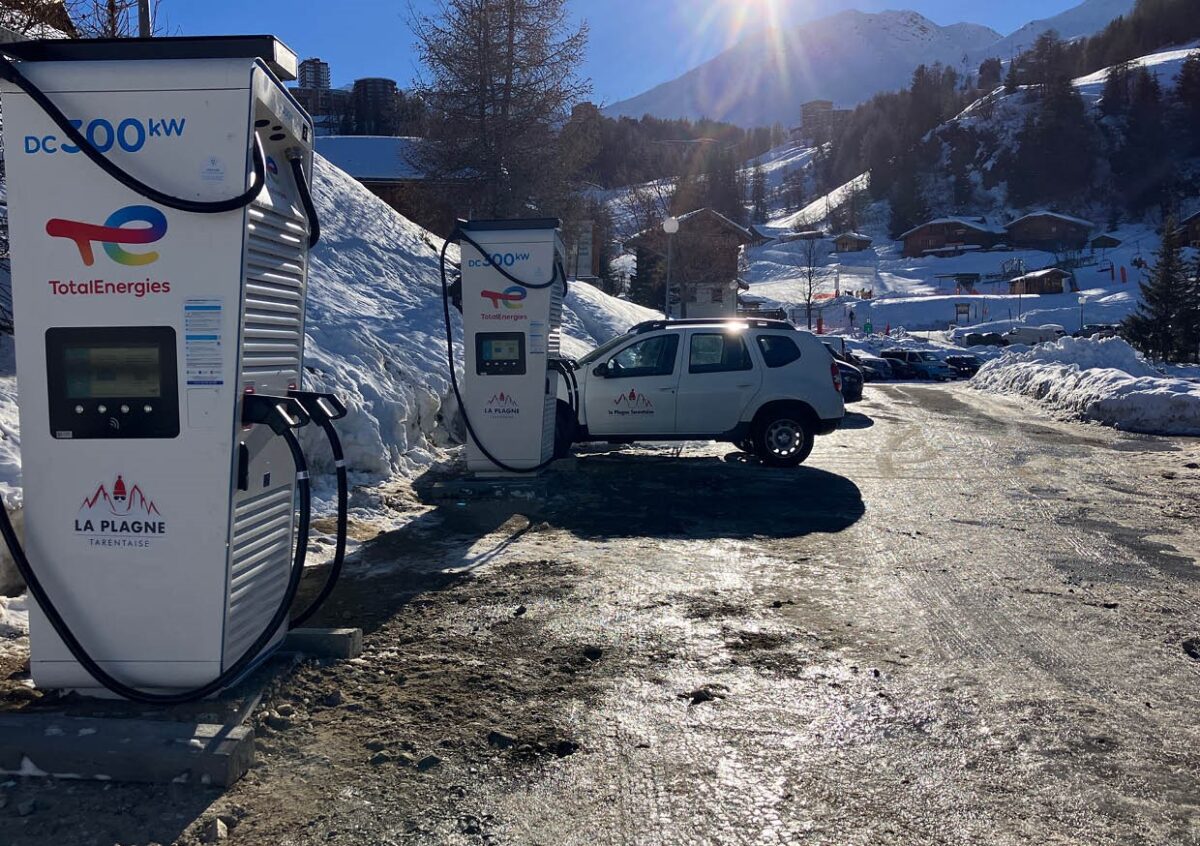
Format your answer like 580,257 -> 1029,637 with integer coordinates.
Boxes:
1007,211 -> 1095,230
834,231 -> 871,242
625,207 -> 756,250
1180,209 -> 1200,226
1090,233 -> 1122,246
315,135 -> 426,182
1011,267 -> 1073,282
899,217 -> 1004,240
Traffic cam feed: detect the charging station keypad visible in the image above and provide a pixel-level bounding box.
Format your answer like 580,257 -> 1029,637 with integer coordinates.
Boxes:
475,332 -> 527,376
46,326 -> 180,439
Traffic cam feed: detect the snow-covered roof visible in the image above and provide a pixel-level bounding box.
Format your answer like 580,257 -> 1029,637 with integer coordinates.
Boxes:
835,231 -> 871,241
625,207 -> 756,248
1011,267 -> 1072,281
1180,210 -> 1200,226
314,136 -> 427,182
899,217 -> 1004,239
1007,211 -> 1095,230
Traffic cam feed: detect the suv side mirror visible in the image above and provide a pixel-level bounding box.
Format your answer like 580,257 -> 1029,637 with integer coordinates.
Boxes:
594,361 -> 615,378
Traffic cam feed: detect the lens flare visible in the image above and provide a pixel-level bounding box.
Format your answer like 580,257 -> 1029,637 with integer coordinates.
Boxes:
669,0 -> 818,124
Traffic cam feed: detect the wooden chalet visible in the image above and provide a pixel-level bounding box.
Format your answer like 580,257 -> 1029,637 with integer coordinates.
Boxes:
1008,268 -> 1076,296
1005,212 -> 1093,252
899,217 -> 1003,258
833,232 -> 872,252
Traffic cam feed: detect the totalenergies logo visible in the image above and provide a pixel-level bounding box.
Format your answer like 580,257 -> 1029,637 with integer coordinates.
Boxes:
481,286 -> 527,310
46,205 -> 168,267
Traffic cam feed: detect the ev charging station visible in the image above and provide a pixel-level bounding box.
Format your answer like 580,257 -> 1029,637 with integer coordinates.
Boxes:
450,220 -> 569,475
0,36 -> 349,701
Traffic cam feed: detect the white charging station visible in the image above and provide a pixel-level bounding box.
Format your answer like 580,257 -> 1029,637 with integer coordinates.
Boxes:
456,220 -> 566,475
0,36 -> 330,695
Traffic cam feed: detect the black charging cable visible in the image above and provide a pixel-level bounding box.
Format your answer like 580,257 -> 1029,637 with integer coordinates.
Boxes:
440,232 -> 572,475
286,149 -> 320,248
0,53 -> 266,214
0,395 -> 313,704
287,391 -> 348,628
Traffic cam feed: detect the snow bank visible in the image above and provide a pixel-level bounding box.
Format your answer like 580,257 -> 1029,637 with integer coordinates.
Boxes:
971,337 -> 1200,435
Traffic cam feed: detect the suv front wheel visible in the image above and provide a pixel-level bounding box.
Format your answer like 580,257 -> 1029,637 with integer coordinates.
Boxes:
754,410 -> 815,468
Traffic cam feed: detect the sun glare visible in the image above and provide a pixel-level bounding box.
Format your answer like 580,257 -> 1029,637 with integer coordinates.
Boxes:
676,0 -> 814,122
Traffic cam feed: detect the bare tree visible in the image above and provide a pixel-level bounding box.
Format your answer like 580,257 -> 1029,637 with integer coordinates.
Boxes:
797,236 -> 830,329
73,0 -> 166,37
411,0 -> 590,219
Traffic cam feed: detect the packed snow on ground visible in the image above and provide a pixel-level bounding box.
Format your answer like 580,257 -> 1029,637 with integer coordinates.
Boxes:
971,336 -> 1200,435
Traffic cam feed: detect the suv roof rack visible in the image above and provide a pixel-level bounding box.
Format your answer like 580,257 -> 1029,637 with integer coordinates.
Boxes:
630,318 -> 796,335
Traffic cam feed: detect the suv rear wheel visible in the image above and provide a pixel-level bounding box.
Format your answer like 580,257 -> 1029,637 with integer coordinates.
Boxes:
754,410 -> 815,467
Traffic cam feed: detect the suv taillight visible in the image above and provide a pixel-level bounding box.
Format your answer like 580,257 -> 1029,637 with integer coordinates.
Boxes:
831,361 -> 842,392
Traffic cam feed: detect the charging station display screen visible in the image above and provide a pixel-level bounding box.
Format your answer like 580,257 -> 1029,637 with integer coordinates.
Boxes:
64,345 -> 162,399
475,332 -> 526,376
46,326 -> 180,440
482,338 -> 521,362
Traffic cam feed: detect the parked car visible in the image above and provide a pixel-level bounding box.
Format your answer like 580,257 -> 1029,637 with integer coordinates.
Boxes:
944,354 -> 982,378
1006,324 -> 1066,346
1074,323 -> 1119,339
572,318 -> 845,467
849,352 -> 893,381
879,349 -> 919,378
881,349 -> 955,381
836,360 -> 864,402
965,332 -> 1008,347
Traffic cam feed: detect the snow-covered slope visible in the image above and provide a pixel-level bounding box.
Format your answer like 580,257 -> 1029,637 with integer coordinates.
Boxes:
980,0 -> 1136,62
604,10 -> 1001,125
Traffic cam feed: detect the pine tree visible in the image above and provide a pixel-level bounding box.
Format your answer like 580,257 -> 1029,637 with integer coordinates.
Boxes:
750,164 -> 768,225
1180,252 -> 1200,363
1100,60 -> 1134,117
1123,221 -> 1187,362
411,0 -> 590,218
888,163 -> 927,240
1175,54 -> 1200,156
1008,77 -> 1097,206
978,57 -> 1003,91
1004,58 -> 1021,94
1114,68 -> 1169,215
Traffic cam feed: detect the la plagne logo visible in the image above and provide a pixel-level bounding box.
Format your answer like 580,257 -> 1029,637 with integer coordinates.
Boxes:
75,474 -> 166,548
611,389 -> 654,416
483,391 -> 520,418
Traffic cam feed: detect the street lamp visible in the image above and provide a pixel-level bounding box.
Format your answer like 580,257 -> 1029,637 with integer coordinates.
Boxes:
1078,295 -> 1087,333
663,216 -> 679,319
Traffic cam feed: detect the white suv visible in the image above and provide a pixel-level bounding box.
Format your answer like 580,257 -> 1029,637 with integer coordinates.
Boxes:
565,319 -> 845,467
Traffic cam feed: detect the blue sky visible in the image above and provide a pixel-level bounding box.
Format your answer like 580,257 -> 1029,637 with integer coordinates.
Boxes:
164,0 -> 1082,103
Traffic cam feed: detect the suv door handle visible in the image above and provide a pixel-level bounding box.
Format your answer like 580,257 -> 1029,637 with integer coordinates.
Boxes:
736,383 -> 755,388
658,387 -> 676,393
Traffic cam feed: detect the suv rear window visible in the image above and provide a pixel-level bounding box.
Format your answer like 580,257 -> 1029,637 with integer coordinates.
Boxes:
756,335 -> 801,368
689,333 -> 753,374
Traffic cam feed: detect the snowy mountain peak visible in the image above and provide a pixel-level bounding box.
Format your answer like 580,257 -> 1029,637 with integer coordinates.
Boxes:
605,0 -> 1132,127
604,9 -> 1003,126
982,0 -> 1136,60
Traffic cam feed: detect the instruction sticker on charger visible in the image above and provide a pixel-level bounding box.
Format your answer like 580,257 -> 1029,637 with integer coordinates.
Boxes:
184,299 -> 224,387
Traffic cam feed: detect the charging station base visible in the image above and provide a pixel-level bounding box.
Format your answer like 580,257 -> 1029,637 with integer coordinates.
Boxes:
281,627 -> 363,660
0,713 -> 255,786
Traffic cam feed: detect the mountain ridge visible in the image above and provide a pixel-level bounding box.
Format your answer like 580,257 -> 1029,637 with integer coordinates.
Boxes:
604,0 -> 1135,127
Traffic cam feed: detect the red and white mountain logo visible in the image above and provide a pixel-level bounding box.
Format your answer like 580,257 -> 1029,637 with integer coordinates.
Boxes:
612,389 -> 654,415
483,391 -> 520,417
75,474 -> 166,547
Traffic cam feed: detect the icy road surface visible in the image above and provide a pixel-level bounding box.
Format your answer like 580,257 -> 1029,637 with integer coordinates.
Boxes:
2,384 -> 1199,845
